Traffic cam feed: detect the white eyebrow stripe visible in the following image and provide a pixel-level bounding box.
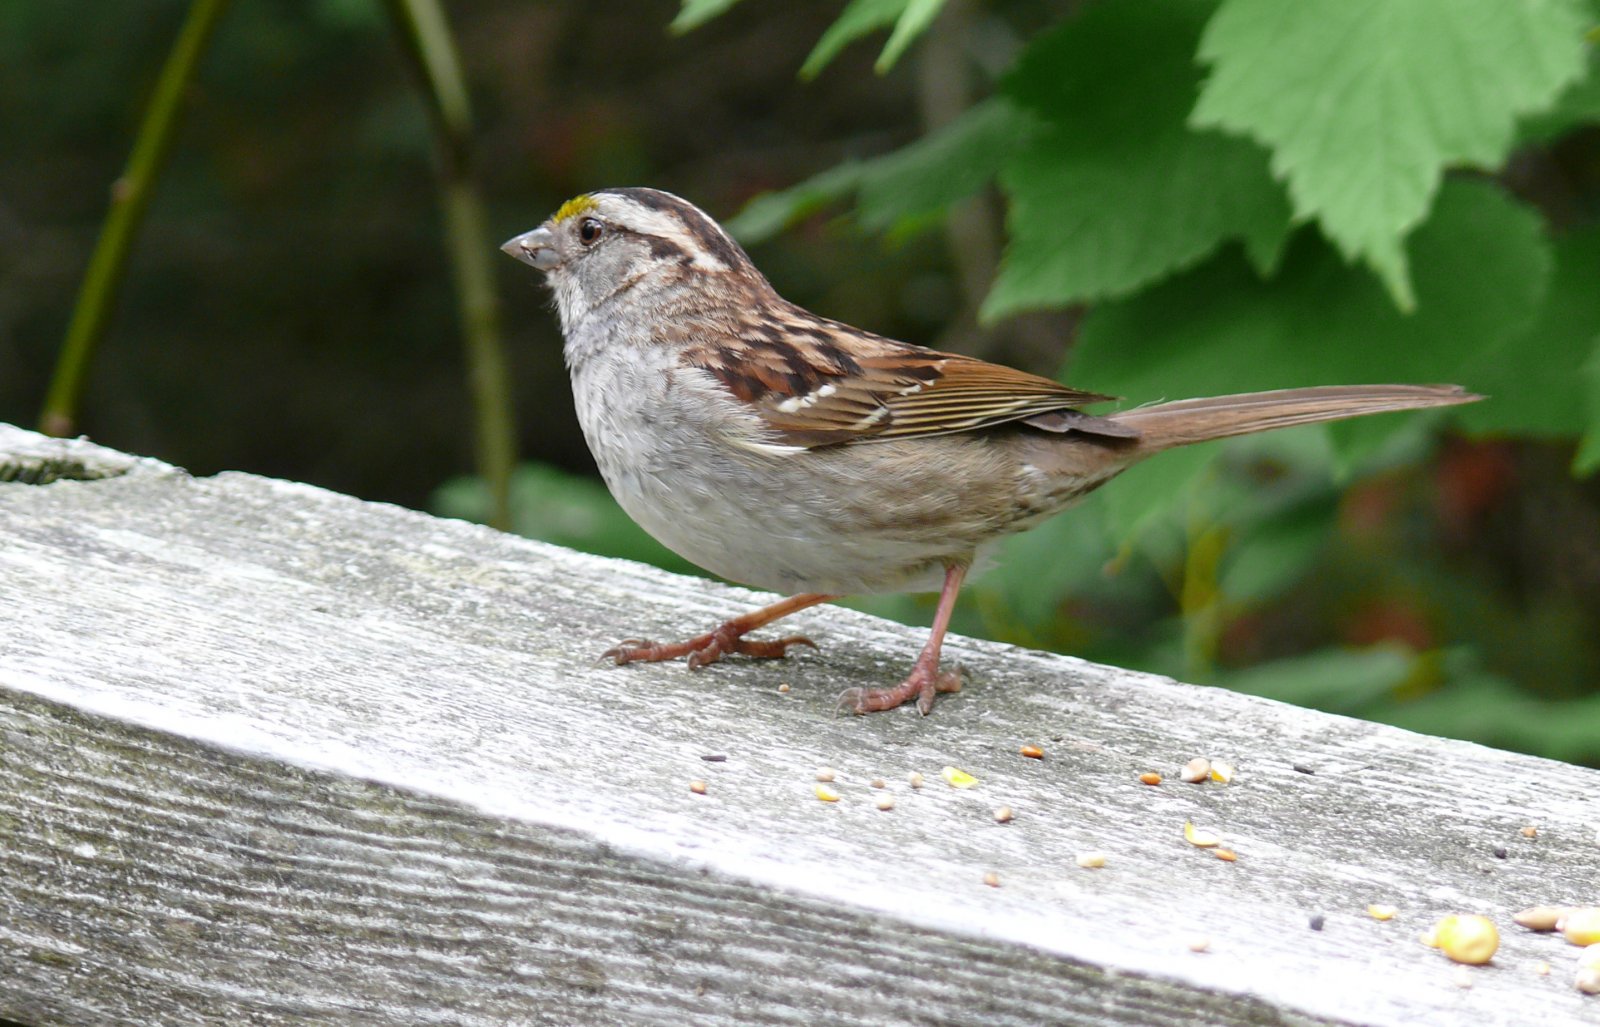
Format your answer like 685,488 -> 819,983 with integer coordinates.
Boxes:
605,198 -> 729,271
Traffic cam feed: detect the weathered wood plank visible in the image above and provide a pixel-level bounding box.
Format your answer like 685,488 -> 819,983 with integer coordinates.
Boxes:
2,423 -> 1598,1026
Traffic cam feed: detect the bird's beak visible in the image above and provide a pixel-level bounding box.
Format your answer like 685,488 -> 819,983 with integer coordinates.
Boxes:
500,227 -> 561,271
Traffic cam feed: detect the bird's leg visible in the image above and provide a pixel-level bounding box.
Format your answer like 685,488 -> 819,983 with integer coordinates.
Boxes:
840,564 -> 967,715
603,593 -> 836,670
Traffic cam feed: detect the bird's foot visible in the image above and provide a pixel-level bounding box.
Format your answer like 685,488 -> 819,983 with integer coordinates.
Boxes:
838,665 -> 962,716
603,627 -> 817,670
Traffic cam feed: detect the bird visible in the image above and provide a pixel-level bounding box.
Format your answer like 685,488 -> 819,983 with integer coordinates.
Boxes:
501,187 -> 1478,715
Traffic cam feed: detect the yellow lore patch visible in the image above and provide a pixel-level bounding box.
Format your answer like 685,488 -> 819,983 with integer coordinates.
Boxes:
551,194 -> 597,223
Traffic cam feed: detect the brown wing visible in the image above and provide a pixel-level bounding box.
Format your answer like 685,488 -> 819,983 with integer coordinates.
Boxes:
682,304 -> 1137,448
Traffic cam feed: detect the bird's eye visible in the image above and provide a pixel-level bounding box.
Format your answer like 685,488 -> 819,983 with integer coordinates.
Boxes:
578,218 -> 604,245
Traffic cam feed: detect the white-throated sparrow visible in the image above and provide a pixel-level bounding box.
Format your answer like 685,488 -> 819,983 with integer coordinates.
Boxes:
502,187 -> 1477,715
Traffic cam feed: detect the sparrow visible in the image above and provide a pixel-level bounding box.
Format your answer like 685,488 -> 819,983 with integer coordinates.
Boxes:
501,187 -> 1478,715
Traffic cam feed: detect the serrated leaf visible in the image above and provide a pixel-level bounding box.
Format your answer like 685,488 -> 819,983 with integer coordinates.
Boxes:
1071,179 -> 1548,461
801,0 -> 908,80
981,0 -> 1290,322
1518,52 -> 1600,144
875,0 -> 946,73
671,0 -> 744,33
1458,229 -> 1600,438
1192,0 -> 1588,310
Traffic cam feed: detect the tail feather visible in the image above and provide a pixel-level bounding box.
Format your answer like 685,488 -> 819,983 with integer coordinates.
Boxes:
1110,384 -> 1479,452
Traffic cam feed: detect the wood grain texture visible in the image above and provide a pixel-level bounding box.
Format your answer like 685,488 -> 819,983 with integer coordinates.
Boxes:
2,424 -> 1598,1025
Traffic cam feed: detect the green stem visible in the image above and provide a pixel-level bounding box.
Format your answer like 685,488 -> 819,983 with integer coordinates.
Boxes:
40,0 -> 232,437
384,0 -> 516,530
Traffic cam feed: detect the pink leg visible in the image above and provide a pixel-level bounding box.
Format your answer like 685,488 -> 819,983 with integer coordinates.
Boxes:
603,593 -> 836,670
839,564 -> 967,715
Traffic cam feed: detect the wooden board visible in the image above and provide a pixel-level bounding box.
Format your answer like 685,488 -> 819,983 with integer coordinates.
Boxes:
3,424 -> 1598,1025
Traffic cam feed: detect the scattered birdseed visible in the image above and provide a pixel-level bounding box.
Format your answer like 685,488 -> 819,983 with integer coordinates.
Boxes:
1309,915 -> 1326,932
1212,848 -> 1237,862
1514,905 -> 1568,932
941,766 -> 978,789
1183,821 -> 1221,848
983,871 -> 1000,888
1367,905 -> 1398,922
1453,967 -> 1474,990
1020,745 -> 1044,759
778,683 -> 790,693
814,784 -> 840,803
1492,846 -> 1508,859
1139,772 -> 1162,786
1209,761 -> 1235,784
1563,908 -> 1600,946
875,795 -> 895,812
1187,936 -> 1211,953
1521,825 -> 1539,838
700,754 -> 727,762
1075,851 -> 1107,869
870,778 -> 887,789
909,772 -> 925,789
1434,915 -> 1498,965
1534,961 -> 1552,976
1292,764 -> 1316,775
994,806 -> 1014,824
815,767 -> 836,783
1180,758 -> 1211,783
689,780 -> 708,795
1577,968 -> 1600,995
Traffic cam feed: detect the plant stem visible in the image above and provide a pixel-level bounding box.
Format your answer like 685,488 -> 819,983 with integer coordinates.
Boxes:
40,0 -> 232,438
384,0 -> 516,530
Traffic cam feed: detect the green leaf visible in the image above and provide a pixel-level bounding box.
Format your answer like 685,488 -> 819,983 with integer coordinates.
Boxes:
726,99 -> 1035,245
855,99 -> 1036,230
801,0 -> 908,80
982,0 -> 1290,321
1517,52 -> 1600,144
725,161 -> 868,244
1073,179 -> 1549,442
1192,0 -> 1588,310
874,0 -> 946,73
1458,229 -> 1600,438
671,0 -> 745,33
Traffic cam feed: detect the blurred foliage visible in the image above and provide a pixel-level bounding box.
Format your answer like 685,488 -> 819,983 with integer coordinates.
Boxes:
5,0 -> 1600,765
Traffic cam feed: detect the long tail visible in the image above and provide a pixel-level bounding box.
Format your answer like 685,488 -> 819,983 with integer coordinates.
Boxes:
1109,384 -> 1480,452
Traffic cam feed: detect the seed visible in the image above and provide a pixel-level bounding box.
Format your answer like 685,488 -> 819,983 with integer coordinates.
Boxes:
1020,745 -> 1044,759
941,766 -> 978,789
875,795 -> 895,812
1563,908 -> 1600,946
993,806 -> 1014,824
1521,824 -> 1538,838
1578,943 -> 1600,970
869,778 -> 886,789
1453,967 -> 1474,989
1367,904 -> 1398,922
983,871 -> 1000,888
1209,761 -> 1235,784
689,779 -> 707,795
1534,961 -> 1552,976
815,766 -> 836,782
1183,821 -> 1221,848
1434,915 -> 1498,965
1187,936 -> 1210,953
778,683 -> 790,693
1513,905 -> 1568,931
1139,772 -> 1162,786
908,772 -> 924,789
1180,758 -> 1210,783
1075,851 -> 1107,869
1577,968 -> 1600,995
1309,915 -> 1325,932
814,784 -> 840,802
1418,927 -> 1439,948
1213,848 -> 1237,862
